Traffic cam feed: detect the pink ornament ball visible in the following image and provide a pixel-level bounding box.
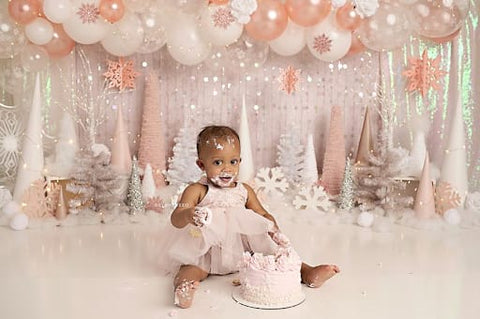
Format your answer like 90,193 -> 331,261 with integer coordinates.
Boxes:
43,24 -> 75,58
99,0 -> 125,24
335,2 -> 362,31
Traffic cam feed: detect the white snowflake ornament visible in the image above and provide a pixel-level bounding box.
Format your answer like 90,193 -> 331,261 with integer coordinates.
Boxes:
254,167 -> 289,196
353,0 -> 379,18
293,185 -> 332,212
230,0 -> 257,24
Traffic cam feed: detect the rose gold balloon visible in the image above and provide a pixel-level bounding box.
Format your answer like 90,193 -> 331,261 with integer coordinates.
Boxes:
8,0 -> 41,25
285,0 -> 331,27
43,24 -> 75,58
208,0 -> 229,5
245,0 -> 288,41
346,33 -> 365,56
99,0 -> 125,23
424,28 -> 461,44
335,2 -> 362,31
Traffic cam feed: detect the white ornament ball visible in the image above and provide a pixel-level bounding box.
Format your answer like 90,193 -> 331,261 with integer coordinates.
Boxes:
10,213 -> 29,231
2,200 -> 21,217
443,208 -> 461,225
357,211 -> 374,227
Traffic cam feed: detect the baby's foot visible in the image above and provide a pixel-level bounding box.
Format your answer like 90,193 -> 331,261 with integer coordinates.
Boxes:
174,280 -> 199,308
302,265 -> 340,288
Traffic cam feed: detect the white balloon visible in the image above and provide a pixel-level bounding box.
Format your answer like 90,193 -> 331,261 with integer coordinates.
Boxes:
306,14 -> 351,62
136,8 -> 167,54
63,0 -> 111,44
357,211 -> 374,228
43,0 -> 72,23
101,12 -> 144,56
10,213 -> 28,231
269,19 -> 306,56
167,14 -> 211,65
25,18 -> 54,45
199,4 -> 243,46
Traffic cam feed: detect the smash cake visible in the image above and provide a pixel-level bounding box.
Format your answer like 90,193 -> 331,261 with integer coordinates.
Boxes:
235,234 -> 304,308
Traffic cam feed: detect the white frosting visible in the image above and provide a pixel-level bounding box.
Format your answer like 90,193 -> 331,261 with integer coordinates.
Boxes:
238,248 -> 303,306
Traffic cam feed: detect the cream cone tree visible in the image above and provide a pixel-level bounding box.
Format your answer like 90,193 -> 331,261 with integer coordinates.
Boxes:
414,153 -> 436,219
138,71 -> 166,188
238,95 -> 255,183
13,74 -> 44,202
110,107 -> 132,175
321,105 -> 346,195
301,134 -> 318,186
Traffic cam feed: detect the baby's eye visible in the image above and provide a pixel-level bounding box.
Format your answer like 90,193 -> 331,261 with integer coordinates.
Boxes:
213,160 -> 222,166
230,159 -> 239,165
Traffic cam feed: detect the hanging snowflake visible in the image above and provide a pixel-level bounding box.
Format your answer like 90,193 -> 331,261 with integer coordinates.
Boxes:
313,34 -> 332,55
293,185 -> 332,212
103,58 -> 140,92
21,179 -> 60,218
277,65 -> 302,95
0,108 -> 23,179
212,7 -> 236,29
402,49 -> 447,97
254,167 -> 289,196
77,2 -> 100,24
145,196 -> 164,213
435,181 -> 461,215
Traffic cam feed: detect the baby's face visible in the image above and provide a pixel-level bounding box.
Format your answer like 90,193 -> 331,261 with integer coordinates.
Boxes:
197,137 -> 240,188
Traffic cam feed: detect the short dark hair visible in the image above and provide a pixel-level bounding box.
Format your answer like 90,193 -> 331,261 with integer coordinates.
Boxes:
196,125 -> 240,156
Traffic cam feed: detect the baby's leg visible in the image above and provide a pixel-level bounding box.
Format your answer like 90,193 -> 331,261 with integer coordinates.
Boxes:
173,265 -> 209,308
300,262 -> 340,288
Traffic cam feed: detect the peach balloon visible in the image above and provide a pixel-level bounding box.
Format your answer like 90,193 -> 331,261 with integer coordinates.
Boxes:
346,33 -> 365,56
335,2 -> 362,31
424,28 -> 461,44
99,0 -> 125,24
43,24 -> 75,58
209,0 -> 229,4
245,0 -> 288,41
285,0 -> 331,27
8,0 -> 41,25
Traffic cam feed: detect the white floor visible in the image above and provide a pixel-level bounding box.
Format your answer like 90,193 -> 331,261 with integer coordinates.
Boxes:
1,219 -> 479,319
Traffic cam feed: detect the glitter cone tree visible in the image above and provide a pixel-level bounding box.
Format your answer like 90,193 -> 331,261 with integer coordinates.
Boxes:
338,158 -> 355,210
321,105 -> 346,195
126,156 -> 145,215
138,71 -> 166,188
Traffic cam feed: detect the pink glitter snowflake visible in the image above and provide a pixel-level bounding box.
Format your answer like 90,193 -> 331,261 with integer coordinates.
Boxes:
77,3 -> 100,24
277,65 -> 302,95
402,49 -> 447,97
435,181 -> 461,215
103,58 -> 140,92
313,34 -> 332,55
212,7 -> 235,29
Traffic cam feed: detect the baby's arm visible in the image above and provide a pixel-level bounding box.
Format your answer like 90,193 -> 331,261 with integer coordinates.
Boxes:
170,183 -> 206,229
243,183 -> 279,231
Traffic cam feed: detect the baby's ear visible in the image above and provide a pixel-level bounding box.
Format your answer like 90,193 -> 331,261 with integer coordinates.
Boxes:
196,159 -> 205,170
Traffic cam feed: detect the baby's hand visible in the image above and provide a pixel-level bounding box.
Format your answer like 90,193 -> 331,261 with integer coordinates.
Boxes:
272,232 -> 291,247
192,206 -> 212,227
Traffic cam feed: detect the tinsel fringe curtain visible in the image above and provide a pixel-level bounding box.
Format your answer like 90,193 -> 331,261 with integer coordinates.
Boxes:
0,1 -> 479,191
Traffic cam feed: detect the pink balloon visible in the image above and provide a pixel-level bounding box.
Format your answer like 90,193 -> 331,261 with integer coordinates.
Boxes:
43,24 -> 75,58
8,0 -> 41,25
335,2 -> 362,31
99,0 -> 125,24
285,0 -> 331,27
346,33 -> 365,56
208,0 -> 229,4
245,0 -> 288,41
423,28 -> 461,44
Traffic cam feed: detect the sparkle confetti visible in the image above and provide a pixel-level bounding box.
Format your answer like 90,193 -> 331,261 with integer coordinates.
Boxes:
313,34 -> 332,55
212,7 -> 235,29
277,65 -> 302,95
402,49 -> 447,97
103,58 -> 140,92
77,2 -> 100,24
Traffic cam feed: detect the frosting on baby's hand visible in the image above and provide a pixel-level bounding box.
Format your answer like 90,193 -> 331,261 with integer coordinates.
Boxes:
192,206 -> 212,227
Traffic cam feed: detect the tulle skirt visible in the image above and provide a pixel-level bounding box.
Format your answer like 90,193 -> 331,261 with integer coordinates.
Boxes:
157,207 -> 276,275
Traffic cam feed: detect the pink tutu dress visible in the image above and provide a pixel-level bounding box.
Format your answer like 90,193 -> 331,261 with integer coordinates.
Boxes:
158,179 -> 277,275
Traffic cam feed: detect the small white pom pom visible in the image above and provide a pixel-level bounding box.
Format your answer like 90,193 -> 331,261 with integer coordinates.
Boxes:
357,211 -> 374,227
443,208 -> 461,225
10,213 -> 29,231
2,200 -> 21,217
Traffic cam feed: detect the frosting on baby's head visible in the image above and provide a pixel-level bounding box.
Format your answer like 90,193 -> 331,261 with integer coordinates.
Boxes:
196,125 -> 240,156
